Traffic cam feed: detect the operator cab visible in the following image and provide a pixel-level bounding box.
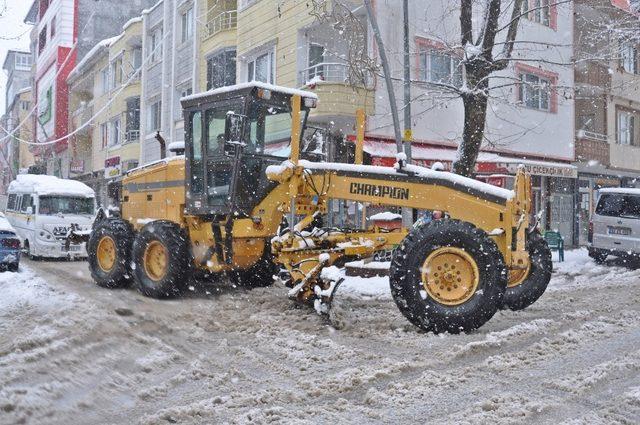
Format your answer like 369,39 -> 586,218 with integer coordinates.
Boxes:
181,82 -> 317,217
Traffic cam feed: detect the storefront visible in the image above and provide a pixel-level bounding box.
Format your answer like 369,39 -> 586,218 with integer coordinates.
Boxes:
348,137 -> 579,246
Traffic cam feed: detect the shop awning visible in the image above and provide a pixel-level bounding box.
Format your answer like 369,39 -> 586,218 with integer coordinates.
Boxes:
362,139 -> 577,178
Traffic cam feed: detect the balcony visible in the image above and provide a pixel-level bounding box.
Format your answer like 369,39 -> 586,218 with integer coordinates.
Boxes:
125,129 -> 140,144
299,62 -> 372,88
203,11 -> 237,39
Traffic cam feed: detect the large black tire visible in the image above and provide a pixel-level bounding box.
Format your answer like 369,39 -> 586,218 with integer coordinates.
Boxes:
131,221 -> 190,298
228,244 -> 277,288
88,218 -> 134,288
390,219 -> 507,334
500,231 -> 553,311
588,248 -> 608,264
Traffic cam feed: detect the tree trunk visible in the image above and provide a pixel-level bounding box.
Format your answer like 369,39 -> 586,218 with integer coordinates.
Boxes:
453,91 -> 488,177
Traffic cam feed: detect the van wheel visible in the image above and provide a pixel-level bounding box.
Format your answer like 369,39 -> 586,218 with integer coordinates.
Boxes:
88,218 -> 134,288
390,219 -> 507,334
131,221 -> 190,298
500,231 -> 553,311
25,241 -> 38,261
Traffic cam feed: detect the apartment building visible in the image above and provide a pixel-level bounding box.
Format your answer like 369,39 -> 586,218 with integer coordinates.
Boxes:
24,0 -> 156,179
574,0 -> 640,244
1,51 -> 35,192
67,18 -> 144,206
139,0 -> 196,164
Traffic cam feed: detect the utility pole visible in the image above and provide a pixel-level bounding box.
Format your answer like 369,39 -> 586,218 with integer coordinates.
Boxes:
364,0 -> 404,163
401,0 -> 413,227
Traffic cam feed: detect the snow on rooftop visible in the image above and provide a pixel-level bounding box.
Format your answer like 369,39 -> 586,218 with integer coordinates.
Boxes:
181,81 -> 318,103
128,155 -> 185,174
123,16 -> 143,30
168,141 -> 185,151
68,35 -> 120,81
8,174 -> 95,198
598,187 -> 640,195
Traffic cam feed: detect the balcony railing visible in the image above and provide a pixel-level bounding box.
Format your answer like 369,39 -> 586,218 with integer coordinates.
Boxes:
125,129 -> 140,143
576,129 -> 608,142
203,11 -> 237,39
299,62 -> 373,88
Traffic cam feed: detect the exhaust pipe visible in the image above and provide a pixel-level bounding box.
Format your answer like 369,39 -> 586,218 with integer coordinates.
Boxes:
155,131 -> 166,159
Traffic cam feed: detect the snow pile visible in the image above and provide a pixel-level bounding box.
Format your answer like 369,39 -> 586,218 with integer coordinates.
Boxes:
8,174 -> 95,198
182,81 -> 318,103
369,212 -> 402,221
0,214 -> 16,233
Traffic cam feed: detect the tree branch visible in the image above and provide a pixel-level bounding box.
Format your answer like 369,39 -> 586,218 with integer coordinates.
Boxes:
460,0 -> 473,45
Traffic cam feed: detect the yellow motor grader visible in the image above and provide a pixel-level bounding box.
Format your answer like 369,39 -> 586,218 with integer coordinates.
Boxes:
85,82 -> 552,334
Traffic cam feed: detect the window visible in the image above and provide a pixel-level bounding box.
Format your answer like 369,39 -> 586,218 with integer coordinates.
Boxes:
39,196 -> 94,216
15,195 -> 22,212
50,15 -> 56,38
21,195 -> 32,213
189,111 -> 203,193
21,101 -> 30,111
15,54 -> 31,70
110,56 -> 123,89
133,47 -> 142,70
100,123 -> 108,148
148,101 -> 161,132
7,194 -> 16,210
246,50 -> 275,84
38,26 -> 47,54
109,118 -> 121,146
522,0 -> 551,27
621,42 -> 637,74
100,67 -> 110,94
617,110 -> 636,146
308,43 -> 325,79
519,73 -> 550,110
126,97 -> 140,142
181,8 -> 194,43
596,194 -> 640,219
206,49 -> 236,90
150,28 -> 163,63
418,49 -> 462,86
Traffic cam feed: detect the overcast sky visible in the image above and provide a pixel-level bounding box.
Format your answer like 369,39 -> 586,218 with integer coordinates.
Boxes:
0,0 -> 33,115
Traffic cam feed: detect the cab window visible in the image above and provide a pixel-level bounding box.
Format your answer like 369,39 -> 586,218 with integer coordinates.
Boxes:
247,102 -> 293,158
206,109 -> 227,156
189,111 -> 203,194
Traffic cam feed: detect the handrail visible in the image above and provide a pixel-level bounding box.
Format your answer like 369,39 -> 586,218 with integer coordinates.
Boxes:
203,10 -> 237,39
299,62 -> 372,88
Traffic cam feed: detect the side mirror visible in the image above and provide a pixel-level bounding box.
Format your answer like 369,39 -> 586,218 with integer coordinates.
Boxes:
26,206 -> 33,215
224,112 -> 245,157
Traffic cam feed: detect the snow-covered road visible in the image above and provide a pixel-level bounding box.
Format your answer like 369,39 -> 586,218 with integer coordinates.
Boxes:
1,250 -> 640,424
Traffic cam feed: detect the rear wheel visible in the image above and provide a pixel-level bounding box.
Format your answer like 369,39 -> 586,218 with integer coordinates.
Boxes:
131,221 -> 190,298
8,263 -> 18,272
24,240 -> 39,261
589,248 -> 608,264
228,245 -> 277,288
390,219 -> 507,334
500,231 -> 552,311
88,218 -> 134,288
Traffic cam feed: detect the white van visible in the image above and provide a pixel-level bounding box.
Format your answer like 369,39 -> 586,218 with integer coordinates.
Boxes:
5,174 -> 96,259
589,188 -> 640,263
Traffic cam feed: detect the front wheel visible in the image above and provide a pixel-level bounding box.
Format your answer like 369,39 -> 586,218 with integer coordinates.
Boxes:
390,219 -> 507,334
500,231 -> 552,311
131,221 -> 190,298
88,218 -> 134,288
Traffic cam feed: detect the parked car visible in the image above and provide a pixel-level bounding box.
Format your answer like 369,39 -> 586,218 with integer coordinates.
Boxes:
5,174 -> 96,260
0,212 -> 21,271
589,188 -> 640,263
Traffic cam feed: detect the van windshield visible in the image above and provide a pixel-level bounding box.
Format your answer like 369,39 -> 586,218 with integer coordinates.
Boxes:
596,193 -> 640,219
38,196 -> 95,216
